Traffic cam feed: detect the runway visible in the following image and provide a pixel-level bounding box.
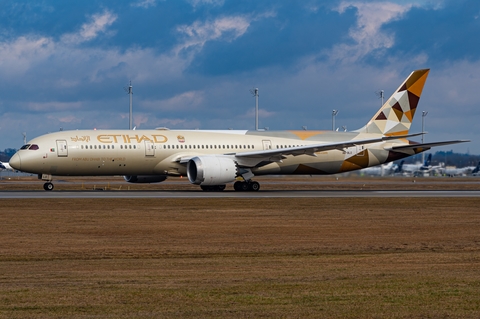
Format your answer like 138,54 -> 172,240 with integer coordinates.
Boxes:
1,189 -> 480,198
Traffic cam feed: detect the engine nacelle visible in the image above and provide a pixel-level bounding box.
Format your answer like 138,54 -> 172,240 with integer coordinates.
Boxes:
187,156 -> 237,185
124,175 -> 167,183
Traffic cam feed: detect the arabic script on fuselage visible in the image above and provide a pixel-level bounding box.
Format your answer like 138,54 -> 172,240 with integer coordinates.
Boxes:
70,136 -> 91,142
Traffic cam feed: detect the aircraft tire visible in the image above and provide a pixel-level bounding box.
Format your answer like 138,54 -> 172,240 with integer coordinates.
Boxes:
43,182 -> 54,191
249,181 -> 260,191
234,181 -> 242,191
234,181 -> 260,192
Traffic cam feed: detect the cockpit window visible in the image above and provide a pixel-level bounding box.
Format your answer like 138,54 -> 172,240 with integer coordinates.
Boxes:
19,144 -> 39,150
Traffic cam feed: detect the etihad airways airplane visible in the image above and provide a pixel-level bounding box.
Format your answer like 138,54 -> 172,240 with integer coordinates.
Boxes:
9,69 -> 468,191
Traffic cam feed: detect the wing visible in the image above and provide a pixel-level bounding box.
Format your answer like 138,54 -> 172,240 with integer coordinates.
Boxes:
231,135 -> 413,167
174,133 -> 466,169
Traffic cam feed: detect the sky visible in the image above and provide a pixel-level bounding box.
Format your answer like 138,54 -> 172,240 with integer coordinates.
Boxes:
0,0 -> 479,154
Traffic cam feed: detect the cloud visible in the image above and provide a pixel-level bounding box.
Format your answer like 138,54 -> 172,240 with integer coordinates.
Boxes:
131,0 -> 158,8
175,16 -> 251,53
0,36 -> 54,77
331,1 -> 414,63
27,101 -> 83,112
142,91 -> 205,111
244,108 -> 276,119
61,10 -> 117,44
188,0 -> 225,8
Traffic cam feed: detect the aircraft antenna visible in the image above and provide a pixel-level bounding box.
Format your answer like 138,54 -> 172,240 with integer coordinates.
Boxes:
124,81 -> 133,130
250,88 -> 259,131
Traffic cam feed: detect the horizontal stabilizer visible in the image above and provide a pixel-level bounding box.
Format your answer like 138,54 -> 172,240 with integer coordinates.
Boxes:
386,140 -> 470,151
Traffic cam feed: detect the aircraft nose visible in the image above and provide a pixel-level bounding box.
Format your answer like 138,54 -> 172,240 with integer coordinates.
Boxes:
9,153 -> 21,170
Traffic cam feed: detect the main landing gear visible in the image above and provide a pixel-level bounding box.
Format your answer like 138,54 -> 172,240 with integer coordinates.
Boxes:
233,180 -> 260,192
199,181 -> 261,192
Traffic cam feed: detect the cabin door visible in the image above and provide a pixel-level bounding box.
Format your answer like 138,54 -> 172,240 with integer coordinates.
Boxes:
145,140 -> 155,156
262,140 -> 272,150
56,140 -> 68,157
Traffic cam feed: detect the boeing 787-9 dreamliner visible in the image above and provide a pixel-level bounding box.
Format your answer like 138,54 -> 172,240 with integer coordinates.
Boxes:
9,69 -> 468,191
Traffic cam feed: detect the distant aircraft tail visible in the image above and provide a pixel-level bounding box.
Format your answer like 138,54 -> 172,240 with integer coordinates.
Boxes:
472,162 -> 480,174
424,153 -> 432,166
394,160 -> 404,173
356,69 -> 430,136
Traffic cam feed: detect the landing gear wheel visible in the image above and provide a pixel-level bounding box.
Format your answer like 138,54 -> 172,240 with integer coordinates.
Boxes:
43,182 -> 54,191
234,181 -> 243,191
249,181 -> 260,191
234,181 -> 260,192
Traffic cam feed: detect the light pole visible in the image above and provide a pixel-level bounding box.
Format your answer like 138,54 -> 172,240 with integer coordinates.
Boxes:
375,90 -> 384,107
332,109 -> 338,131
124,81 -> 133,130
421,111 -> 428,163
250,88 -> 259,131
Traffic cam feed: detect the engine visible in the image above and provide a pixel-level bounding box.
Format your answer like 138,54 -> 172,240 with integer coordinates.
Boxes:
187,156 -> 237,185
124,175 -> 168,183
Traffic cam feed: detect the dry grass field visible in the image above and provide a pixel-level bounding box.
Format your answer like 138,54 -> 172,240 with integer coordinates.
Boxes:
1,181 -> 480,318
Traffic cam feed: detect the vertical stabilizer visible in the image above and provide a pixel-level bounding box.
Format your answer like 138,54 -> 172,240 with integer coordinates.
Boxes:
424,153 -> 432,166
357,69 -> 430,136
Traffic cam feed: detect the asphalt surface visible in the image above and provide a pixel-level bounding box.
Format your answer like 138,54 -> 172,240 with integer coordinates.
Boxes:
1,189 -> 480,198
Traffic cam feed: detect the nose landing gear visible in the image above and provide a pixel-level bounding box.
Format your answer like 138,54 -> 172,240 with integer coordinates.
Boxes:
43,182 -> 54,191
40,174 -> 54,191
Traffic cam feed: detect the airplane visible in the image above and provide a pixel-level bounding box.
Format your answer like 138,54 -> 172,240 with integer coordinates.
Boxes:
395,153 -> 440,176
8,69 -> 469,191
359,161 -> 395,176
440,161 -> 480,177
0,161 -> 13,171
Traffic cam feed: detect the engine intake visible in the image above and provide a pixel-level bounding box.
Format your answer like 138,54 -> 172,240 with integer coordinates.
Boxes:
187,156 -> 237,185
124,175 -> 167,183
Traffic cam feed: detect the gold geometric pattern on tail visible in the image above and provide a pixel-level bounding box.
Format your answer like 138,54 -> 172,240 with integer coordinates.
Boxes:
362,69 -> 429,136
